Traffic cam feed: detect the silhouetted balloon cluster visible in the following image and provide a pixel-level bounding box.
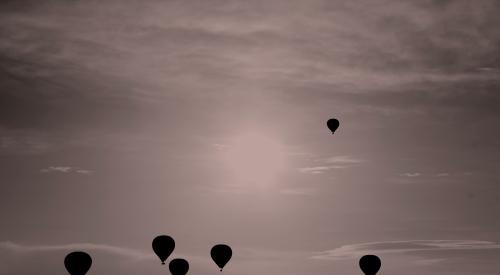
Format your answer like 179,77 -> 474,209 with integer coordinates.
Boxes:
151,235 -> 232,274
64,249 -> 378,274
63,118 -> 385,275
63,235 -> 232,275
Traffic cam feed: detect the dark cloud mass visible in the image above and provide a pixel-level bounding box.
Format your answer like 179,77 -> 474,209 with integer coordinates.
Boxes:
1,1 -> 500,274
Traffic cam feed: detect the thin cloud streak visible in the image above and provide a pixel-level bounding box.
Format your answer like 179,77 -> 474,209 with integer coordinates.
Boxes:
312,240 -> 500,260
323,155 -> 365,164
298,165 -> 353,174
299,155 -> 365,174
40,166 -> 93,174
400,172 -> 421,177
0,241 -> 151,260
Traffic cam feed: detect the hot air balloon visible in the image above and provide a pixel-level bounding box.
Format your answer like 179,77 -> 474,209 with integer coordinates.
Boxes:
210,244 -> 232,271
64,251 -> 92,275
152,235 -> 175,264
359,255 -> 381,275
169,258 -> 189,275
327,118 -> 340,134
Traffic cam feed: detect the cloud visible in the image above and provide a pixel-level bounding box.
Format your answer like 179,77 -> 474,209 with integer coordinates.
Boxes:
299,155 -> 365,174
312,240 -> 500,260
298,165 -> 355,174
212,143 -> 230,150
400,172 -> 421,177
2,0 -> 500,151
40,166 -> 72,173
413,258 -> 447,266
0,128 -> 58,155
75,169 -> 92,174
0,241 -> 151,260
323,155 -> 365,164
298,166 -> 331,174
0,241 -> 161,275
40,166 -> 93,174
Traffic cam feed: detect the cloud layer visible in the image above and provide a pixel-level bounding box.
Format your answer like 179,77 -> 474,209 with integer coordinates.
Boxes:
313,240 -> 500,260
0,241 -> 151,260
40,166 -> 92,174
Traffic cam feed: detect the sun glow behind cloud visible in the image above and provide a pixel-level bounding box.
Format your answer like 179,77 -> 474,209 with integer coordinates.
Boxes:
223,132 -> 287,188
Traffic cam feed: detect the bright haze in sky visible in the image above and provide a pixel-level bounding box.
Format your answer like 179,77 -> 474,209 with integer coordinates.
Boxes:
1,1 -> 500,275
222,132 -> 286,187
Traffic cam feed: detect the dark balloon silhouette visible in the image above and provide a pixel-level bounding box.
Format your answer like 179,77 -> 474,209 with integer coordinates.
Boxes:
169,258 -> 189,275
152,235 -> 175,264
210,244 -> 232,271
359,255 -> 381,275
64,251 -> 92,275
327,118 -> 340,134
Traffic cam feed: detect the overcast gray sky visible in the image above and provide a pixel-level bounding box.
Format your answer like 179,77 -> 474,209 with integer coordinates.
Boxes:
1,0 -> 500,274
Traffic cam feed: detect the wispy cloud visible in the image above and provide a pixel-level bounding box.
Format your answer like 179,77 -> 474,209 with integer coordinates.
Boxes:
40,166 -> 93,174
299,155 -> 365,174
74,169 -> 93,174
0,129 -> 57,155
312,240 -> 500,260
0,241 -> 151,260
40,166 -> 72,173
298,166 -> 331,174
298,165 -> 356,174
400,172 -> 421,177
323,156 -> 365,164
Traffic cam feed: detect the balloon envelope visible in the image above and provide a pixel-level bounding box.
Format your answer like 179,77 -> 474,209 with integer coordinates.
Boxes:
359,255 -> 381,275
327,118 -> 340,134
152,235 -> 175,264
64,251 -> 92,275
210,244 -> 232,271
169,258 -> 189,275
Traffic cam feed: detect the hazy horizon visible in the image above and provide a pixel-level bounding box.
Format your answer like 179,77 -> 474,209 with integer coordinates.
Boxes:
1,1 -> 500,274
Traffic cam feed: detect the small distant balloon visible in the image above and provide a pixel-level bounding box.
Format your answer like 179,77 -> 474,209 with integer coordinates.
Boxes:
169,258 -> 189,275
64,251 -> 92,275
359,255 -> 381,275
152,235 -> 175,264
327,118 -> 340,134
210,244 -> 232,271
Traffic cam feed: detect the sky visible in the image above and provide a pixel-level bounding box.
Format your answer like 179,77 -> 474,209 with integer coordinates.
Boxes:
1,0 -> 500,274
